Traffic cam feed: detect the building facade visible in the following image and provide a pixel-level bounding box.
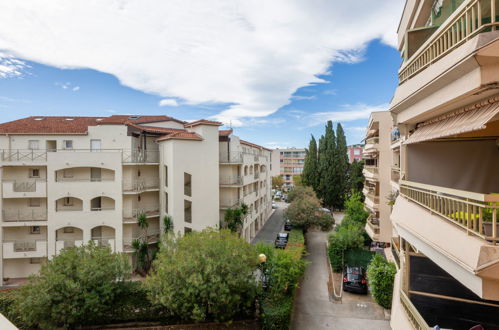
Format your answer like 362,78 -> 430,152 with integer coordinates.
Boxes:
388,1 -> 499,329
272,148 -> 306,190
362,111 -> 393,244
0,116 -> 272,285
347,144 -> 364,163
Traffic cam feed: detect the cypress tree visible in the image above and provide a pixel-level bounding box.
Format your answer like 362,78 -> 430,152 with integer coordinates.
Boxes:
334,123 -> 349,209
349,160 -> 365,196
320,121 -> 336,209
317,135 -> 326,201
302,135 -> 319,192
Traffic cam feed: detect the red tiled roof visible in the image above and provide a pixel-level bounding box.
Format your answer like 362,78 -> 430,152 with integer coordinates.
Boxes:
98,115 -> 185,125
219,129 -> 233,137
184,119 -> 222,127
156,131 -> 203,142
0,116 -> 104,134
240,139 -> 272,151
128,123 -> 186,134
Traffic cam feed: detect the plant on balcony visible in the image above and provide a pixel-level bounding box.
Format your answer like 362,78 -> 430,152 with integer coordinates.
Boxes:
223,203 -> 248,233
13,243 -> 131,329
367,254 -> 396,309
163,215 -> 174,233
145,229 -> 257,322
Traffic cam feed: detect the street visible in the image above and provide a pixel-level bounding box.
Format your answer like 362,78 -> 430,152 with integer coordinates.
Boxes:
251,202 -> 287,244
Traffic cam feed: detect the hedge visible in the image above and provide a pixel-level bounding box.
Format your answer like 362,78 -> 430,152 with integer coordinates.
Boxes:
260,295 -> 293,330
345,249 -> 375,270
367,254 -> 397,309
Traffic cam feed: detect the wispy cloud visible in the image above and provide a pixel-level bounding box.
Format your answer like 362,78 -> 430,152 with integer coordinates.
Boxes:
72,86 -> 80,91
0,95 -> 30,103
159,98 -> 179,107
0,1 -> 403,125
323,89 -> 338,96
0,52 -> 27,78
307,103 -> 388,127
55,81 -> 80,91
291,95 -> 316,101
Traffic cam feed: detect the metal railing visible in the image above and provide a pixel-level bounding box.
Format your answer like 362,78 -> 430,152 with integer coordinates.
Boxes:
399,0 -> 499,84
4,240 -> 40,252
90,207 -> 115,211
2,209 -> 47,221
220,176 -> 243,185
123,179 -> 160,192
400,180 -> 499,243
219,152 -> 243,164
1,149 -> 47,162
13,181 -> 36,192
220,199 -> 242,209
123,208 -> 160,222
121,150 -> 159,163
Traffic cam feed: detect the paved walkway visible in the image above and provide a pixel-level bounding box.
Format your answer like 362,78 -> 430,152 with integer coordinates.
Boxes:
251,202 -> 286,244
291,231 -> 391,330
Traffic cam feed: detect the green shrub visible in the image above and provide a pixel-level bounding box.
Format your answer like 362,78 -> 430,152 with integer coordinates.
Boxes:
287,186 -> 315,204
367,254 -> 397,309
328,224 -> 364,272
343,192 -> 369,225
345,249 -> 375,269
288,229 -> 305,245
261,295 -> 293,330
0,289 -> 27,329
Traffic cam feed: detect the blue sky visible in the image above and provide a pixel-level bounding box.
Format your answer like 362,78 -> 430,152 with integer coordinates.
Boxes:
0,1 -> 404,149
0,40 -> 400,148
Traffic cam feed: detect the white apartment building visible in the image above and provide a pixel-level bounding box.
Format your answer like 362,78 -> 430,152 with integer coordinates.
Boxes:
0,116 -> 272,285
362,111 -> 393,244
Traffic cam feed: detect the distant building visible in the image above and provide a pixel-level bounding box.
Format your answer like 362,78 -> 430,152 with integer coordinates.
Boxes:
347,144 -> 363,163
271,148 -> 306,190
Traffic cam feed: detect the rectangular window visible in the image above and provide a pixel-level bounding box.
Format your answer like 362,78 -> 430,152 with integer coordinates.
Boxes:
165,192 -> 169,214
184,172 -> 192,197
184,200 -> 192,223
28,140 -> 39,150
29,168 -> 40,178
63,140 -> 73,150
354,149 -> 361,155
164,166 -> 168,187
90,139 -> 101,152
30,226 -> 41,234
29,198 -> 40,207
64,197 -> 73,206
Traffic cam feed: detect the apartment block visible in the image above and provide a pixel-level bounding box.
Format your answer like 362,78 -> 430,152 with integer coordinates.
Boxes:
389,1 -> 499,329
0,116 -> 272,286
347,144 -> 364,163
273,148 -> 306,190
362,111 -> 393,244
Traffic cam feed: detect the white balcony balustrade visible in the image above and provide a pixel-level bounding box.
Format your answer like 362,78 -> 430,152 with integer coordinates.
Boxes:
2,180 -> 47,198
55,240 -> 84,254
3,240 -> 47,258
2,209 -> 47,222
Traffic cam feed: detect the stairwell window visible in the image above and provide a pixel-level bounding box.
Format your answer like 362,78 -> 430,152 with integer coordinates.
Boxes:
28,140 -> 39,150
164,166 -> 168,187
184,200 -> 192,223
165,193 -> 169,213
30,226 -> 40,234
184,172 -> 192,197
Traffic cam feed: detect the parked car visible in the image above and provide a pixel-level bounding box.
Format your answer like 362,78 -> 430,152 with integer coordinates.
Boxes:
272,202 -> 277,209
276,232 -> 289,242
274,237 -> 287,249
343,266 -> 368,294
284,220 -> 292,231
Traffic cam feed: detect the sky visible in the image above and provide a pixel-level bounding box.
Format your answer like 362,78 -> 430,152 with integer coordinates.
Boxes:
0,0 -> 404,148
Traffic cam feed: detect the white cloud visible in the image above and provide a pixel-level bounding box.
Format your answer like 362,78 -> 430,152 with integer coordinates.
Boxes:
291,95 -> 316,101
307,103 -> 388,126
0,1 -> 403,123
159,98 -> 179,107
72,86 -> 80,91
0,52 -> 27,78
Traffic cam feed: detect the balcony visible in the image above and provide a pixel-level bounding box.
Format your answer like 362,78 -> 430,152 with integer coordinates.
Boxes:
219,152 -> 243,164
399,0 -> 499,84
3,240 -> 47,258
399,180 -> 499,243
121,150 -> 159,164
391,166 -> 401,184
1,149 -> 47,163
220,176 -> 243,186
220,199 -> 242,210
2,180 -> 46,198
123,231 -> 161,252
2,209 -> 47,222
365,216 -> 380,241
123,178 -> 160,193
363,166 -> 379,179
363,137 -> 379,155
254,172 -> 260,179
123,208 -> 160,223
56,239 -> 84,254
399,290 -> 430,330
91,237 -> 116,252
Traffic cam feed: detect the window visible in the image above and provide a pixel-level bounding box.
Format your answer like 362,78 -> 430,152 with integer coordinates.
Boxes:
63,169 -> 73,178
164,166 -> 168,187
29,198 -> 40,207
30,226 -> 41,234
90,139 -> 101,152
64,197 -> 73,206
63,227 -> 74,234
184,172 -> 192,197
354,149 -> 361,155
63,140 -> 73,149
184,200 -> 192,223
28,140 -> 39,150
165,193 -> 169,213
29,168 -> 40,178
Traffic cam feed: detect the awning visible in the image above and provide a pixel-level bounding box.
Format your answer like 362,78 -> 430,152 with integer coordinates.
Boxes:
405,97 -> 499,144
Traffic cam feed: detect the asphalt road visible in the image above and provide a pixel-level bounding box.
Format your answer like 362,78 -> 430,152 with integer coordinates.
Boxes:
251,202 -> 287,244
291,231 -> 390,330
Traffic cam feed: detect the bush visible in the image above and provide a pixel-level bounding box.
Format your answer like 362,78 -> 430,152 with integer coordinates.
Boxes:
284,195 -> 334,231
145,229 -> 257,323
0,290 -> 26,328
287,186 -> 315,204
328,224 -> 364,272
367,254 -> 397,309
14,243 -> 131,329
342,192 -> 369,226
345,249 -> 375,270
261,295 -> 293,330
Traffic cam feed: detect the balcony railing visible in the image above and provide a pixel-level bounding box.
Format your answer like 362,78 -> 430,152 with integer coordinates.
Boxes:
219,152 -> 243,164
364,166 -> 379,175
121,150 -> 159,163
400,180 -> 499,243
123,179 -> 160,192
1,149 -> 47,162
220,176 -> 243,186
399,0 -> 499,84
367,216 -> 380,235
3,209 -> 47,222
365,137 -> 379,145
400,290 -> 430,330
254,172 -> 260,179
220,199 -> 242,209
123,208 -> 160,222
3,240 -> 47,258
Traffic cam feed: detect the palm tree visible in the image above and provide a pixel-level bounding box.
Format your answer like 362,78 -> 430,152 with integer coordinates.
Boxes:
163,215 -> 174,234
132,212 -> 152,275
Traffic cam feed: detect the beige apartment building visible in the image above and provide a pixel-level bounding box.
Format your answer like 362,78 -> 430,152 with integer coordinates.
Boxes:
388,1 -> 499,329
272,148 -> 306,190
362,111 -> 393,244
0,115 -> 272,285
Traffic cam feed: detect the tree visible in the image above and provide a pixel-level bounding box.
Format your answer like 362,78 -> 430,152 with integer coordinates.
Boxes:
333,123 -> 349,209
284,194 -> 334,231
342,192 -> 369,227
292,175 -> 302,187
318,121 -> 337,208
328,224 -> 365,271
302,135 -> 319,191
163,215 -> 174,233
272,175 -> 284,190
286,185 -> 316,204
367,254 -> 397,309
133,212 -> 154,275
223,203 -> 248,233
15,244 -> 130,329
349,160 -> 365,194
145,229 -> 257,322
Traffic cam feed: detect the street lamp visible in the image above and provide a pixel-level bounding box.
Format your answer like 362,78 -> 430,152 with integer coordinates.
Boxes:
258,253 -> 268,290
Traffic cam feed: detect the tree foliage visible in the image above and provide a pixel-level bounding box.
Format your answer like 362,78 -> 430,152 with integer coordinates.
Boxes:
286,185 -> 315,204
302,135 -> 318,190
284,192 -> 334,231
292,175 -> 302,187
223,203 -> 248,233
272,176 -> 284,190
342,192 -> 370,227
318,121 -> 337,208
163,215 -> 174,233
15,244 -> 131,329
349,160 -> 365,194
145,229 -> 257,322
367,254 -> 397,309
133,212 -> 155,275
333,123 -> 349,209
328,224 -> 365,272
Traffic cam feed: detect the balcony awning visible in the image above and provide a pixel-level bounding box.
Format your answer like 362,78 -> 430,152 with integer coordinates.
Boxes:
405,98 -> 499,144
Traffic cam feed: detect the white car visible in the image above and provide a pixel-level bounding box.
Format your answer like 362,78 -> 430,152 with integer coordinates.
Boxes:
272,202 -> 277,209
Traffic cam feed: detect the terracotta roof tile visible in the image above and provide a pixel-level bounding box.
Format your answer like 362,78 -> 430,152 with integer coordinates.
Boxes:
129,123 -> 186,134
98,115 -> 185,125
156,131 -> 203,142
240,139 -> 272,151
0,116 -> 104,134
184,119 -> 222,127
219,129 -> 233,137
